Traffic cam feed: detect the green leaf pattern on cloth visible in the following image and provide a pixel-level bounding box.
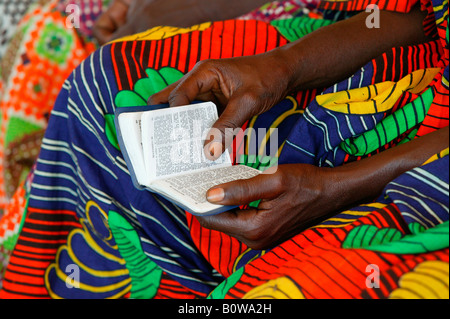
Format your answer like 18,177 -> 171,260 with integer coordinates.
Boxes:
108,210 -> 163,299
114,67 -> 184,107
343,221 -> 449,254
105,67 -> 184,149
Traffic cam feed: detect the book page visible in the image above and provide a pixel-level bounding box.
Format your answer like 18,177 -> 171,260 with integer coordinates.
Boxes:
150,165 -> 261,214
141,102 -> 231,182
117,111 -> 147,186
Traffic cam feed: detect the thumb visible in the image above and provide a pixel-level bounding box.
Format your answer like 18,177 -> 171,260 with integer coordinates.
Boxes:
206,172 -> 282,206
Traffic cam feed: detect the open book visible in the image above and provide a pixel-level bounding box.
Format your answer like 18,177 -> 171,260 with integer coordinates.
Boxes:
114,101 -> 261,215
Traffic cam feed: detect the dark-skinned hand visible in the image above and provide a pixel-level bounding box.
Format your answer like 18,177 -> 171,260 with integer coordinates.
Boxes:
149,53 -> 291,160
198,164 -> 338,250
147,6 -> 445,250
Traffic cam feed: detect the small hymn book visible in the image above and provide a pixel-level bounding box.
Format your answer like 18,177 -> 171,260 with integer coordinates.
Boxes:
115,101 -> 260,215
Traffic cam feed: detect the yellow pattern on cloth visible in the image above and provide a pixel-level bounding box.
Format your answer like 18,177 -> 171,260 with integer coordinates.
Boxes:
389,261 -> 449,299
109,23 -> 213,43
316,68 -> 440,114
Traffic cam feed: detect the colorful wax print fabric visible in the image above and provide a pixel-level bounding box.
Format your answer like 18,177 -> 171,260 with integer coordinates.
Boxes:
0,0 -> 107,287
0,0 -> 37,59
0,0 -> 448,298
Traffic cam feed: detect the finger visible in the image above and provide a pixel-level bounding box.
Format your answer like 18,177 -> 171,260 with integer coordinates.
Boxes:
206,172 -> 283,206
165,61 -> 221,107
203,92 -> 259,160
196,209 -> 259,238
147,81 -> 181,105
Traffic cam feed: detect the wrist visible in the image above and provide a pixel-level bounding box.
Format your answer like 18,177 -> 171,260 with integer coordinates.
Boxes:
331,126 -> 450,208
318,167 -> 358,213
271,40 -> 316,94
321,158 -> 392,214
265,47 -> 304,95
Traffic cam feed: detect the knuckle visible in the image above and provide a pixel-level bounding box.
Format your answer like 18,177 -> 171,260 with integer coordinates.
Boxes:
244,232 -> 271,250
231,180 -> 253,203
257,200 -> 276,211
147,92 -> 160,104
167,92 -> 180,104
218,118 -> 239,133
196,217 -> 212,230
237,91 -> 260,109
245,228 -> 265,243
194,59 -> 215,71
246,241 -> 269,251
272,170 -> 286,193
242,90 -> 260,102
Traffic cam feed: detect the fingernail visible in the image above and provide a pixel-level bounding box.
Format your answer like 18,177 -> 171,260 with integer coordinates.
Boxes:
207,188 -> 224,203
208,142 -> 222,158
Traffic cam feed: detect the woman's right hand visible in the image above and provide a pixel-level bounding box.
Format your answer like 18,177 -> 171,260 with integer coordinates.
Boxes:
93,0 -> 268,46
149,52 -> 292,160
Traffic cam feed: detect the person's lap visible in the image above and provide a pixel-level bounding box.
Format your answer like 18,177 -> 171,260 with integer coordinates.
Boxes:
1,1 -> 448,299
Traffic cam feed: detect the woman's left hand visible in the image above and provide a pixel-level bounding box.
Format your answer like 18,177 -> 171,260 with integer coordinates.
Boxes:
197,164 -> 340,250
